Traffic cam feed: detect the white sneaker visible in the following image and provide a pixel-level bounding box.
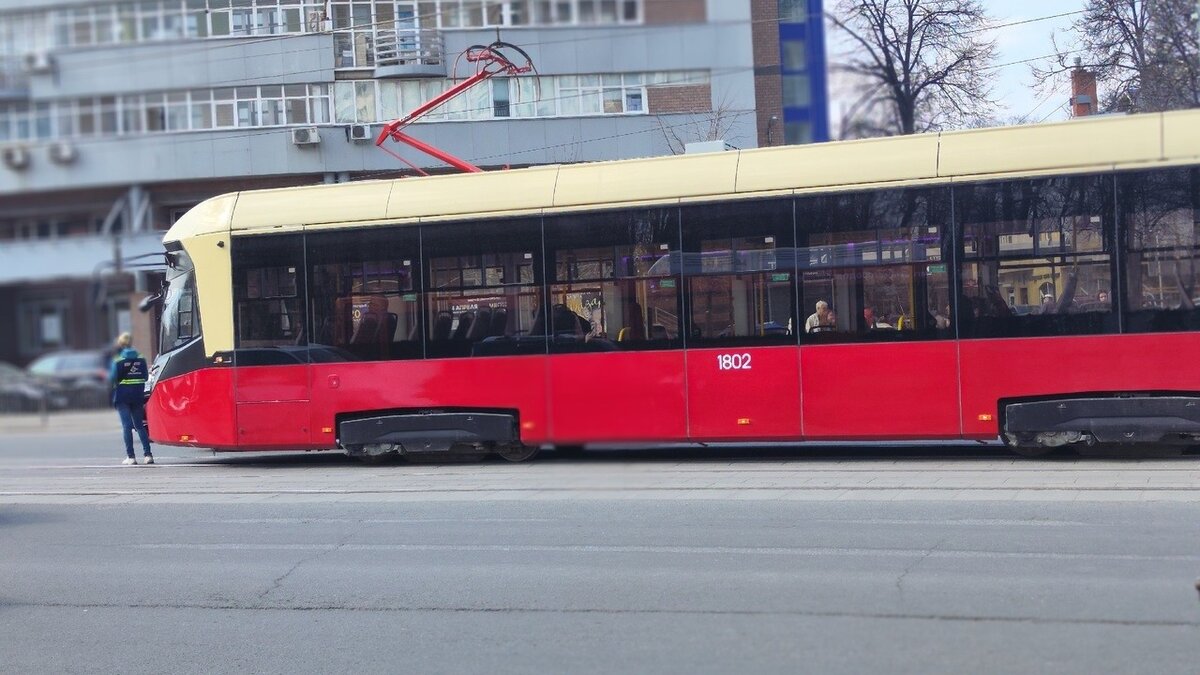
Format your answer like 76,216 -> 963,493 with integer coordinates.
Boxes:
122,457 -> 137,465
144,455 -> 154,465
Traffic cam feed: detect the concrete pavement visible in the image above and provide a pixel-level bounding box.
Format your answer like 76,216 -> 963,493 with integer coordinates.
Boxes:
1,430 -> 1199,673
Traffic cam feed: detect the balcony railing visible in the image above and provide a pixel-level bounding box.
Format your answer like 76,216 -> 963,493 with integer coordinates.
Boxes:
373,28 -> 447,78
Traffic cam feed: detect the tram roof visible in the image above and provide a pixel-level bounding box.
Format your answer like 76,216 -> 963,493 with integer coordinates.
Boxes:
166,108 -> 1200,245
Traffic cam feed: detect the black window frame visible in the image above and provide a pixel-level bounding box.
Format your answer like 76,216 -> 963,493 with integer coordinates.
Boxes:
953,174 -> 1119,340
680,197 -> 799,349
796,186 -> 954,345
543,206 -> 685,354
306,225 -> 424,362
1116,166 -> 1200,334
421,216 -> 548,359
230,232 -> 309,359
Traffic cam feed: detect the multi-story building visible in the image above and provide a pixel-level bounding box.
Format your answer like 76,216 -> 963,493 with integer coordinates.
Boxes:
0,0 -> 827,365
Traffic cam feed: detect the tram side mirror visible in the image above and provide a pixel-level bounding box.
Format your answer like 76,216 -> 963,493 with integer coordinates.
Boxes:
138,293 -> 163,313
139,280 -> 168,313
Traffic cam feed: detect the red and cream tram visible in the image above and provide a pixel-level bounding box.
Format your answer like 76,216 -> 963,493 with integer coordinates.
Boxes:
146,111 -> 1200,460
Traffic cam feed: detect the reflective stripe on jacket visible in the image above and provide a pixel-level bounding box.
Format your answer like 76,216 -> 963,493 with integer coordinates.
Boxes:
111,351 -> 148,406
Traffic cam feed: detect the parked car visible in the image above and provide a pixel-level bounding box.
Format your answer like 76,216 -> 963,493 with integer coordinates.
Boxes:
26,350 -> 111,409
0,362 -> 66,413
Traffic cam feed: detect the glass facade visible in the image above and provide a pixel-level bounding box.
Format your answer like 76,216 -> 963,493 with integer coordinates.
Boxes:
777,0 -> 828,143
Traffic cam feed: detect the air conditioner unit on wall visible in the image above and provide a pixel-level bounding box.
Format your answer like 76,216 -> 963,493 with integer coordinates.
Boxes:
21,52 -> 54,74
291,127 -> 321,146
48,141 -> 78,165
348,124 -> 372,142
2,146 -> 31,171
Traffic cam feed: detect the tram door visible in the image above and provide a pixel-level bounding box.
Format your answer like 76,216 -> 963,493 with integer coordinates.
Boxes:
682,200 -> 803,440
795,189 -> 961,439
230,234 -> 313,448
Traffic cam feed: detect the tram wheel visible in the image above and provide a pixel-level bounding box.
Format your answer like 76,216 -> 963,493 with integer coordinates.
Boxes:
347,444 -> 399,464
496,443 -> 539,463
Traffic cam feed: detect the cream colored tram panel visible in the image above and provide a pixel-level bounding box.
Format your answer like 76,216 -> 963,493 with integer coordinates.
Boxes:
938,114 -> 1162,178
735,133 -> 940,194
231,181 -> 394,231
1162,109 -> 1200,161
181,232 -> 235,356
164,193 -> 236,242
552,152 -> 740,208
386,166 -> 560,221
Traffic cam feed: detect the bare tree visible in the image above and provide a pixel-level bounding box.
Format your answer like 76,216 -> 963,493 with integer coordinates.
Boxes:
1035,0 -> 1200,113
828,0 -> 998,136
656,93 -> 749,155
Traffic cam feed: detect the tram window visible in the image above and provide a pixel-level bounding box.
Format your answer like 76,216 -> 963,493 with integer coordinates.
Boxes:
796,188 -> 952,343
681,199 -> 797,347
231,234 -> 307,352
1119,167 -> 1200,333
422,218 -> 545,358
306,226 -> 421,362
544,207 -> 682,353
956,175 -> 1116,339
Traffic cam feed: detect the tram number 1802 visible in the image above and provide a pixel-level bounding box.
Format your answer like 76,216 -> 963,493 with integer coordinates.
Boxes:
717,353 -> 752,371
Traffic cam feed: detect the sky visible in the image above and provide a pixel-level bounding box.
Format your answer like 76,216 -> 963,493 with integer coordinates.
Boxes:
983,0 -> 1086,124
824,0 -> 1088,129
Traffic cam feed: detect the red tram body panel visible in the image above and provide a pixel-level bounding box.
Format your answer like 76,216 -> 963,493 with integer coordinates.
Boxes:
801,342 -> 961,440
146,332 -> 1200,450
958,333 -> 1200,438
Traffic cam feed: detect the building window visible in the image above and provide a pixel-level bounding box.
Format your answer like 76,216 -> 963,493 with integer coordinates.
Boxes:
18,299 -> 69,355
32,1 -> 644,57
778,0 -> 808,22
492,78 -> 511,117
0,71 -> 692,144
782,74 -> 811,107
784,121 -> 811,145
781,39 -> 806,71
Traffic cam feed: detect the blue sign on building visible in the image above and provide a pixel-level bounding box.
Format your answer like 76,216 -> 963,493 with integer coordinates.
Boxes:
778,0 -> 830,143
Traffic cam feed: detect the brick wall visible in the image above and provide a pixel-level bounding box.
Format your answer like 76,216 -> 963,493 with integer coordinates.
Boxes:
644,0 -> 706,24
647,84 -> 713,114
750,0 -> 782,147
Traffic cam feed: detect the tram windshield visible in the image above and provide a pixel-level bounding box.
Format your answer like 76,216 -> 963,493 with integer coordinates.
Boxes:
159,249 -> 200,354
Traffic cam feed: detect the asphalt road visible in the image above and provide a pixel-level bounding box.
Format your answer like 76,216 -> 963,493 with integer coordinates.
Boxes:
2,415 -> 1199,674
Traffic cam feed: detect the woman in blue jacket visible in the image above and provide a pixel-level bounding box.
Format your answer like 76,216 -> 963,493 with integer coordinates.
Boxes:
108,333 -> 153,465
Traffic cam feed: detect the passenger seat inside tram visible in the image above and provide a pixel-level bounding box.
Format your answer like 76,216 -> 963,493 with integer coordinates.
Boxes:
432,311 -> 453,341
452,311 -> 475,340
